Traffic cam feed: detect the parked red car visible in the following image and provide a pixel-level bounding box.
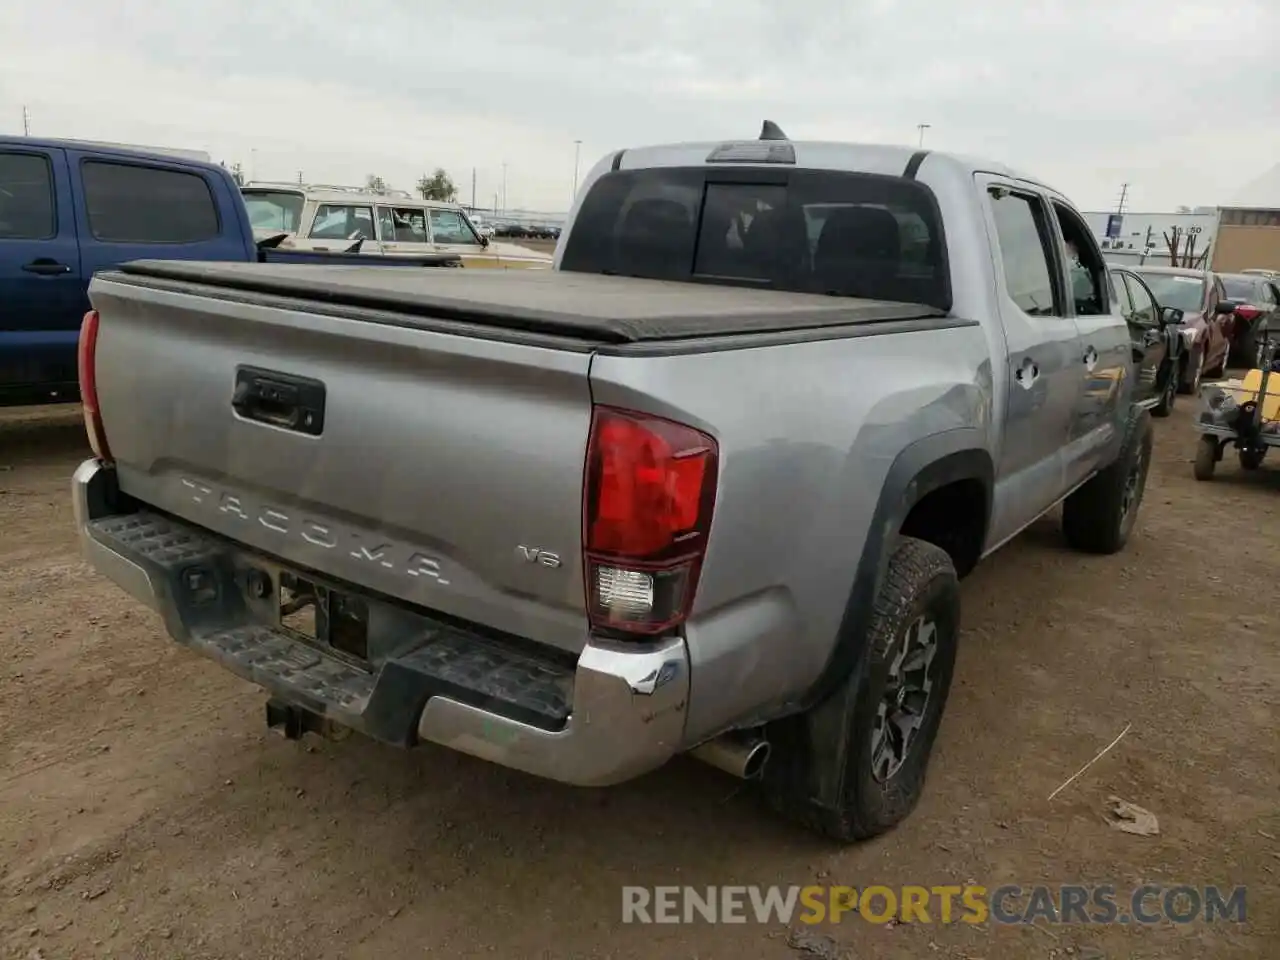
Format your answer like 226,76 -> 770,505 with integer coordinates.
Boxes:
1131,267 -> 1236,392
1220,272 -> 1280,367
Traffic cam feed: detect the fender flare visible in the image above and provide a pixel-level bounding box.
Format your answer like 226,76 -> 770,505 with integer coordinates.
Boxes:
780,430 -> 992,811
800,428 -> 993,712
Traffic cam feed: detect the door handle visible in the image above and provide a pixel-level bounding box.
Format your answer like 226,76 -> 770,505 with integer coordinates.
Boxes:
232,365 -> 326,436
22,259 -> 71,276
1083,345 -> 1098,371
1015,356 -> 1040,389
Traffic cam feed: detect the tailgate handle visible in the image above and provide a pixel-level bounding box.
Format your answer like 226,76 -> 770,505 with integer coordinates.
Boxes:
232,366 -> 326,436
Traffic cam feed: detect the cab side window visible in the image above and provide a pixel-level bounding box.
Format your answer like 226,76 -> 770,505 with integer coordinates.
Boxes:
0,152 -> 55,239
987,188 -> 1063,317
82,161 -> 218,244
1051,202 -> 1108,317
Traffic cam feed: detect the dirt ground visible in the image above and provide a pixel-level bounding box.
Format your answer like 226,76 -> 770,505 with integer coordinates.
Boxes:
1,399 -> 1276,960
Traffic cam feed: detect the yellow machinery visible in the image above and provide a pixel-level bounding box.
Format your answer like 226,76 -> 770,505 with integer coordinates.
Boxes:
1193,331 -> 1279,480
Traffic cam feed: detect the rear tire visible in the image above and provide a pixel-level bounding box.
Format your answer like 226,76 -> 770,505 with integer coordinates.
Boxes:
1231,325 -> 1257,369
1178,351 -> 1202,395
761,537 -> 960,843
1152,361 -> 1177,418
1194,435 -> 1218,481
1239,448 -> 1266,470
1062,406 -> 1153,554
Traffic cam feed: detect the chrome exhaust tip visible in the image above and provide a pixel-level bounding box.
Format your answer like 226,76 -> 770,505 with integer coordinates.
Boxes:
689,733 -> 770,780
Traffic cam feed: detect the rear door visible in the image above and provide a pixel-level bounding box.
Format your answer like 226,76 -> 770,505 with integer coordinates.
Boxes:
302,202 -> 376,253
978,177 -> 1083,544
0,146 -> 83,396
1049,199 -> 1132,488
377,204 -> 434,257
69,152 -> 245,283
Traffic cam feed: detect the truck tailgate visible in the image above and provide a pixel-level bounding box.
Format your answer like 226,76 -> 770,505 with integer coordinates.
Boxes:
87,272 -> 595,654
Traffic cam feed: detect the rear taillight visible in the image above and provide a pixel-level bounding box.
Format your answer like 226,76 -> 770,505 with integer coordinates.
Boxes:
77,309 -> 112,462
583,406 -> 718,636
1235,304 -> 1261,322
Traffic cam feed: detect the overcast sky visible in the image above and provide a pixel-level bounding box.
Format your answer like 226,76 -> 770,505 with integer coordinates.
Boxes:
1,0 -> 1277,214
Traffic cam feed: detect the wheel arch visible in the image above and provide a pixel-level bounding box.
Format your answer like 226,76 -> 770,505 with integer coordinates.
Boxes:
803,429 -> 992,711
771,428 -> 992,815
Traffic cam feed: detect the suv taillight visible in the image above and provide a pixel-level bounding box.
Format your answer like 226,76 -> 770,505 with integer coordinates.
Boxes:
77,309 -> 112,462
1234,304 -> 1261,322
583,406 -> 718,636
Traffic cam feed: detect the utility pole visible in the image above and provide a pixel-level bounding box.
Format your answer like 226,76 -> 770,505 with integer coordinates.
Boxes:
22,105 -> 31,136
1115,182 -> 1130,215
501,162 -> 508,214
471,167 -> 477,209
297,170 -> 303,185
572,139 -> 582,202
916,123 -> 930,147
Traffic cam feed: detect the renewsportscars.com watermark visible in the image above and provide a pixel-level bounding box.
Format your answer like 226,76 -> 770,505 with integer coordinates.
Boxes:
622,884 -> 1247,926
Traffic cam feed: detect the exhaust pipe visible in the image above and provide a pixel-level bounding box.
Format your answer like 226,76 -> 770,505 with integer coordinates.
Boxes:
690,733 -> 770,780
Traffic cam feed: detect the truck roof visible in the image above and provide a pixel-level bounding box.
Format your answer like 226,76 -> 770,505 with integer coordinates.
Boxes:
0,135 -> 213,165
107,260 -> 947,345
613,140 -> 1060,195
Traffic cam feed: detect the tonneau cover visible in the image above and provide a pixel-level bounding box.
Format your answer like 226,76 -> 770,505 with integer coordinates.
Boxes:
112,260 -> 945,344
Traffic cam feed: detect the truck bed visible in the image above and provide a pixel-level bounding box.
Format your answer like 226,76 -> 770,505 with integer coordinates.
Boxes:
111,260 -> 945,344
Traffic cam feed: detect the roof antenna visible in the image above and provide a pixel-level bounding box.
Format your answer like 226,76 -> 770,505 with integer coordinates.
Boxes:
759,120 -> 788,141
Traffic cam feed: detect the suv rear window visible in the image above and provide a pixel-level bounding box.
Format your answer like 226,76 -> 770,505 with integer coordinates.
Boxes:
560,167 -> 949,310
82,161 -> 219,243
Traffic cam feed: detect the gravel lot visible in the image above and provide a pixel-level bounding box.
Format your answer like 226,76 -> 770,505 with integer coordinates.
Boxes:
1,399 -> 1276,959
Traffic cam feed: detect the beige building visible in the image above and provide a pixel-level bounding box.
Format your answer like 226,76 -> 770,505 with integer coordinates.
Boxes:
1087,162 -> 1280,273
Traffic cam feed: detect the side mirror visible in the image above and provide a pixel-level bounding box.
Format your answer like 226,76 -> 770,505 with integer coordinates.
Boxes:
1214,301 -> 1236,315
1160,306 -> 1185,326
479,235 -> 490,248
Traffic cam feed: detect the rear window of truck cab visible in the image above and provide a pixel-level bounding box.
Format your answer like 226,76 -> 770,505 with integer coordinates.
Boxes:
560,166 -> 950,311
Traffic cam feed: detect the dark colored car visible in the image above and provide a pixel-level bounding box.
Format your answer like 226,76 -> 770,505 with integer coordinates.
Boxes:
1131,266 -> 1235,393
1220,273 -> 1280,367
1110,267 -> 1182,416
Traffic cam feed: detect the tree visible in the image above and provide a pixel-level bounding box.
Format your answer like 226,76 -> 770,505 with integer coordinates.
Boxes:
365,174 -> 389,193
416,168 -> 458,203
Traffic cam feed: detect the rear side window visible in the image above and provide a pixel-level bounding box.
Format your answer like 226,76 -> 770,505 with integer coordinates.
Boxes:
82,161 -> 219,243
0,152 -> 55,240
309,204 -> 374,241
1221,276 -> 1259,300
560,167 -> 950,310
242,190 -> 304,233
987,190 -> 1060,317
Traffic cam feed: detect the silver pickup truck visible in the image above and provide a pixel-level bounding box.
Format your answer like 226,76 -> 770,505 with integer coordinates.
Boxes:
73,126 -> 1152,841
